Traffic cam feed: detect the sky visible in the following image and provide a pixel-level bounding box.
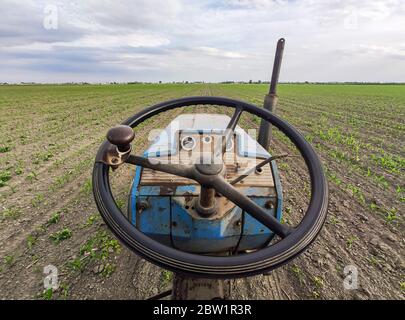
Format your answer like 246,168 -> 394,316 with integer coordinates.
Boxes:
1,0 -> 404,83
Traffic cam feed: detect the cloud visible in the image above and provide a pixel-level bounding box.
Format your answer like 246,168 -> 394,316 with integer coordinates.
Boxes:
335,44 -> 405,60
196,47 -> 246,59
0,0 -> 404,82
5,33 -> 170,51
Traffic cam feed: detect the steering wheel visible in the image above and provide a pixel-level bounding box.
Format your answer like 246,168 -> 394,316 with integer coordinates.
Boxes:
92,96 -> 328,278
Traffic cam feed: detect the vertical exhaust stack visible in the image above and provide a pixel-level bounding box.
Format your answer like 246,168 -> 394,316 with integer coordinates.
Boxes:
257,38 -> 285,150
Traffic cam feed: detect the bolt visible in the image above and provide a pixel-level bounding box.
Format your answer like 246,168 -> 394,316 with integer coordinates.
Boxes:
265,200 -> 275,209
137,200 -> 149,212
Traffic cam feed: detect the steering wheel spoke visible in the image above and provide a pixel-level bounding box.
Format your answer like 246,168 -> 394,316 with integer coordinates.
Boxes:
126,154 -> 195,180
214,107 -> 243,157
211,176 -> 293,239
230,153 -> 290,185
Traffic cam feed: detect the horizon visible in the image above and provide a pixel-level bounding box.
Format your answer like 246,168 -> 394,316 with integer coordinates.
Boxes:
2,81 -> 405,85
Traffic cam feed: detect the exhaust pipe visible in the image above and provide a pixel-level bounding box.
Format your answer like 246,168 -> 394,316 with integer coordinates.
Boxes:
257,38 -> 285,150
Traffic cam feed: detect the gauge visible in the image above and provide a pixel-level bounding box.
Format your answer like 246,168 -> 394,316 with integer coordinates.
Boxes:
181,136 -> 196,151
202,135 -> 212,144
226,137 -> 234,151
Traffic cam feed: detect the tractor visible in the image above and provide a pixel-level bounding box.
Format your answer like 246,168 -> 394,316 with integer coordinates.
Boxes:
92,39 -> 329,299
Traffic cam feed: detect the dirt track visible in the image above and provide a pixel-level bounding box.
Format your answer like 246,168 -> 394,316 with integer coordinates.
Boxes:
0,84 -> 403,300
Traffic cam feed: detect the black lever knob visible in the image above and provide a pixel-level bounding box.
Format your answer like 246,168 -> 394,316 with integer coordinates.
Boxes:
106,125 -> 135,152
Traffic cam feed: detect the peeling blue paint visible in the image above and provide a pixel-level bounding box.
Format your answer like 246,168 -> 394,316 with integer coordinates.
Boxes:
128,116 -> 284,253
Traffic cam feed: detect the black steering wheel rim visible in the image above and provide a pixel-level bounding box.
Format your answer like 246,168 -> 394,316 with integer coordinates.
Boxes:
92,96 -> 328,278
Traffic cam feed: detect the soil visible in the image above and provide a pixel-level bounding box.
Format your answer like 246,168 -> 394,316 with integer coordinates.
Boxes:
0,84 -> 403,300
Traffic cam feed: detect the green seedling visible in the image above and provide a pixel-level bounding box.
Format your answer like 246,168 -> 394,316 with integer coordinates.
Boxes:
346,236 -> 359,249
50,228 -> 72,244
0,170 -> 12,187
0,145 -> 10,153
1,207 -> 21,220
47,211 -> 61,225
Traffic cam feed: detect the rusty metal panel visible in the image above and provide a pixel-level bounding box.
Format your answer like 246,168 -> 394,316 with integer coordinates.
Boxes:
140,150 -> 275,188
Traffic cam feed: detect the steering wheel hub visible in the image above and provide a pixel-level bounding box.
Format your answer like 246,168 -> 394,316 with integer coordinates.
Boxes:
195,156 -> 223,176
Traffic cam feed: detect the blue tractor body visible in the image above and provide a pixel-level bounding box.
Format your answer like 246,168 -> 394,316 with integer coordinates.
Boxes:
129,114 -> 282,253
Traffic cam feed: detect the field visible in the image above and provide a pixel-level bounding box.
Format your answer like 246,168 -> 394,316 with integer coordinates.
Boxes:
0,83 -> 404,299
